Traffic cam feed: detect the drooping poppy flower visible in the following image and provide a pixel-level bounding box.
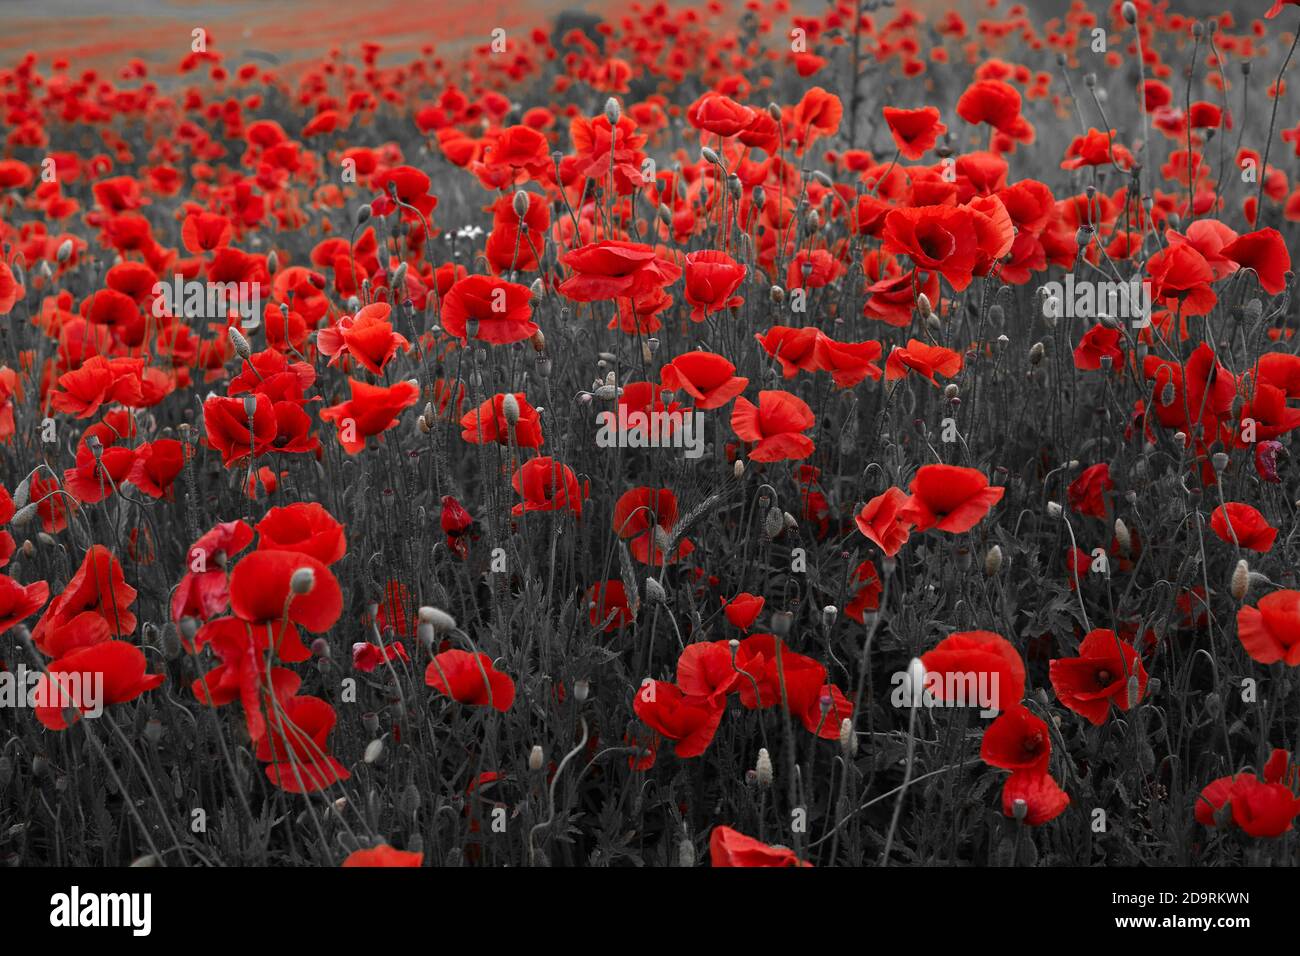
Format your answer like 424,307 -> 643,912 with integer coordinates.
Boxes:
1001,769 -> 1070,826
854,487 -> 914,557
171,520 -> 255,624
31,545 -> 137,654
1210,502 -> 1277,552
730,390 -> 815,462
425,649 -> 516,711
319,378 -> 420,454
981,704 -> 1051,772
920,631 -> 1025,713
659,352 -> 748,410
900,464 -> 1004,533
586,580 -> 635,632
352,640 -> 409,673
1067,463 -> 1113,519
1049,629 -> 1148,725
255,503 -> 347,564
439,275 -> 537,345
709,825 -> 811,867
632,679 -> 724,758
722,592 -> 764,631
1236,590 -> 1300,665
0,574 -> 50,635
258,694 -> 351,793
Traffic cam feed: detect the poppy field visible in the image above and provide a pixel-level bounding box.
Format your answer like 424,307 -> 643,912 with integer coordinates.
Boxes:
1,0 -> 1300,872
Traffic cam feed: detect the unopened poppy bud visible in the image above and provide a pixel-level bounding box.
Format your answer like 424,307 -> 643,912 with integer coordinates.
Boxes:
364,739 -> 384,764
1029,341 -> 1045,364
734,460 -> 745,479
418,606 -> 457,631
311,637 -> 330,658
764,506 -> 784,539
355,204 -> 372,226
944,383 -> 959,401
513,189 -> 530,218
678,837 -> 696,867
1122,0 -> 1137,22
593,384 -> 619,400
267,250 -> 279,274
644,576 -> 667,604
839,718 -> 857,757
574,679 -> 590,703
1046,501 -> 1063,518
769,285 -> 785,303
290,567 -> 315,595
228,326 -> 251,359
771,610 -> 793,638
502,392 -> 521,427
822,605 -> 838,628
144,718 -> 164,746
604,97 -> 621,124
1114,518 -> 1131,555
57,238 -> 74,263
1231,559 -> 1250,601
10,503 -> 38,527
755,748 -> 773,787
1126,674 -> 1141,709
527,744 -> 546,771
985,544 -> 1003,576
11,477 -> 29,510
1012,798 -> 1028,821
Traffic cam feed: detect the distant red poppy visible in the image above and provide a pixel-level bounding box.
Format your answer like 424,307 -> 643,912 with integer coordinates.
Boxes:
586,580 -> 635,632
258,695 -> 350,793
1049,629 -> 1148,725
882,106 -> 947,160
682,250 -> 746,321
1067,463 -> 1113,519
900,464 -> 1004,533
1210,502 -> 1277,552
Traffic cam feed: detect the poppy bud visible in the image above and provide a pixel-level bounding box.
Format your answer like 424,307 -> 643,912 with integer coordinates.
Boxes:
944,384 -> 959,401
364,739 -> 384,764
1114,518 -> 1131,555
734,460 -> 745,479
57,238 -> 74,263
363,712 -> 380,735
755,748 -> 773,787
513,189 -> 530,219
822,605 -> 838,629
839,718 -> 857,757
644,576 -> 667,604
1046,501 -> 1062,518
678,838 -> 696,868
1231,559 -> 1250,601
771,610 -> 793,638
1126,674 -> 1141,709
242,395 -> 258,420
502,392 -> 521,427
574,679 -> 590,703
267,250 -> 279,274
1029,341 -> 1045,365
904,657 -> 926,704
763,506 -> 784,539
290,567 -> 315,595
604,97 -> 621,125
228,326 -> 251,359
419,606 -> 457,631
10,503 -> 38,528
769,284 -> 784,303
593,384 -> 619,400
985,544 -> 1003,576
1011,798 -> 1028,822
355,204 -> 372,226
311,637 -> 330,658
1122,1 -> 1137,23
529,745 -> 545,771
700,145 -> 721,167
144,719 -> 163,746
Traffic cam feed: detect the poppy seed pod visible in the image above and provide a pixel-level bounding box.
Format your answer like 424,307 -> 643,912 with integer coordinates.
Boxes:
1012,798 -> 1028,821
755,748 -> 773,787
290,567 -> 316,595
822,605 -> 838,629
771,610 -> 793,638
678,838 -> 696,868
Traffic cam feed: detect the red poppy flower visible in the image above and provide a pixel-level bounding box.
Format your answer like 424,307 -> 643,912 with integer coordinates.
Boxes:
352,640 -> 410,673
255,503 -> 347,565
659,351 -> 748,410
258,694 -> 351,793
1001,770 -> 1070,826
342,845 -> 423,867
855,487 -> 914,557
440,275 -> 537,345
755,325 -> 822,378
1049,629 -> 1148,725
676,640 -> 740,705
920,631 -> 1025,713
1220,228 -> 1290,295
1067,463 -> 1113,519
317,302 -> 410,376
956,79 -> 1023,135
32,545 -> 137,654
730,390 -> 815,462
229,549 -> 342,633
587,580 -> 635,632
687,93 -> 756,137
722,592 -> 764,631
981,704 -> 1051,772
51,355 -> 144,419
0,574 -> 49,635
181,210 -> 233,255
813,335 -> 883,388
511,457 -> 584,517
425,649 -> 515,711
882,106 -> 947,160
35,639 -> 166,730
1237,590 -> 1300,665
632,679 -> 724,757
1210,502 -> 1277,552
1074,325 -> 1123,371
319,378 -> 420,454
558,241 -> 681,302
709,825 -> 811,867
171,521 -> 255,624
733,634 -> 827,714
900,464 -> 1004,533
885,339 -> 963,385
845,559 -> 883,623
460,392 -> 544,448
127,439 -> 185,498
802,683 -> 853,738
882,205 -> 983,292
682,249 -> 746,321
612,487 -> 691,564
203,393 -> 277,467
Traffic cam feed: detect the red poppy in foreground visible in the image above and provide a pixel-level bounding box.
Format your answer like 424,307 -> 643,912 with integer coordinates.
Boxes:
558,240 -> 681,302
1049,629 -> 1148,725
342,845 -> 424,867
709,826 -> 811,867
981,704 -> 1051,772
257,695 -> 351,793
425,649 -> 516,711
920,631 -> 1025,713
229,550 -> 343,633
32,545 -> 137,654
1236,590 -> 1300,665
255,503 -> 347,564
1209,502 -> 1277,552
900,464 -> 1004,533
1001,769 -> 1070,826
730,390 -> 815,462
35,640 -> 166,730
659,351 -> 748,410
633,679 -> 724,757
882,105 -> 947,160
440,274 -> 537,345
